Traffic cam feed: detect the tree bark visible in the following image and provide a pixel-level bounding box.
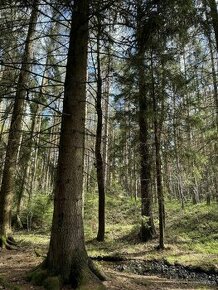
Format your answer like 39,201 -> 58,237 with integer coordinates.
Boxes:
136,2 -> 156,241
34,1 -> 106,288
95,14 -> 105,242
138,67 -> 156,241
0,0 -> 39,242
102,64 -> 110,192
151,51 -> 164,249
16,104 -> 39,229
207,0 -> 218,51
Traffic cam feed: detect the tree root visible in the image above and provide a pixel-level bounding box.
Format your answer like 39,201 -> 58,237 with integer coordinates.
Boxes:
7,236 -> 18,246
88,258 -> 108,281
27,259 -> 107,290
27,267 -> 61,290
0,236 -> 19,250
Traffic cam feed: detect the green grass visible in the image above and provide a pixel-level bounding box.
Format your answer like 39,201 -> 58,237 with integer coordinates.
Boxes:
84,194 -> 218,271
15,231 -> 50,247
14,194 -> 218,272
0,276 -> 21,290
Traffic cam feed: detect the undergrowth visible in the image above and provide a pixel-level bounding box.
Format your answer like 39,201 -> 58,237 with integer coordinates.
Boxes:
15,193 -> 218,272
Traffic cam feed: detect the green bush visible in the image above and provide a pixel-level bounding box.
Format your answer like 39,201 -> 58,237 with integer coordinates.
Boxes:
13,193 -> 53,231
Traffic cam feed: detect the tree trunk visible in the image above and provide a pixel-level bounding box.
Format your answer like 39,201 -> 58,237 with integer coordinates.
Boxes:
136,4 -> 156,241
0,0 -> 39,244
102,67 -> 110,191
151,51 -> 164,249
31,1 -> 106,288
205,5 -> 218,201
16,104 -> 39,229
138,57 -> 156,241
95,14 -> 105,242
207,0 -> 218,51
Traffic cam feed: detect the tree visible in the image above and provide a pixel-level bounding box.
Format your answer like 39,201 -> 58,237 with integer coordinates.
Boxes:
0,0 -> 39,247
150,49 -> 165,249
206,0 -> 218,51
29,0 -> 106,288
95,7 -> 106,242
136,1 -> 157,241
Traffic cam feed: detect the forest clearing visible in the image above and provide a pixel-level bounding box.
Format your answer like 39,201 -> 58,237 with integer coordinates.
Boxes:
0,0 -> 218,289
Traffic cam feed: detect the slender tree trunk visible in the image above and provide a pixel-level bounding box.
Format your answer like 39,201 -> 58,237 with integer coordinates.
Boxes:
151,52 -> 164,249
205,6 -> 218,201
95,15 -> 105,242
16,105 -> 39,228
102,72 -> 110,191
29,109 -> 42,194
34,1 -> 106,288
207,0 -> 218,51
0,0 -> 39,243
172,92 -> 185,208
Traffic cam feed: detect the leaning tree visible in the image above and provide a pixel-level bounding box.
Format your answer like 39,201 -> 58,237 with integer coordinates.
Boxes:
0,0 -> 39,248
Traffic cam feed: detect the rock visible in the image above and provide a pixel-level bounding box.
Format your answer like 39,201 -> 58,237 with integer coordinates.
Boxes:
115,259 -> 218,286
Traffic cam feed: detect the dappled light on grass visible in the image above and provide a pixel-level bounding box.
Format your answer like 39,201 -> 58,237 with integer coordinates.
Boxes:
85,196 -> 218,273
0,198 -> 217,289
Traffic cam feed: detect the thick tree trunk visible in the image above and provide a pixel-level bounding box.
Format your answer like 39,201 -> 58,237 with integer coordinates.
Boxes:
136,3 -> 156,241
138,59 -> 156,241
0,0 -> 39,243
31,1 -> 105,288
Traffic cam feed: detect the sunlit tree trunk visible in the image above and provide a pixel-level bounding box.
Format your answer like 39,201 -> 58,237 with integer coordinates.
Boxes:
102,69 -> 110,191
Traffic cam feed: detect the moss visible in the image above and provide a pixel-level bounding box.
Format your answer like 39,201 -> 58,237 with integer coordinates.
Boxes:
0,276 -> 21,290
71,263 -> 106,290
0,235 -> 7,248
30,269 -> 48,285
43,276 -> 61,290
0,276 -> 6,287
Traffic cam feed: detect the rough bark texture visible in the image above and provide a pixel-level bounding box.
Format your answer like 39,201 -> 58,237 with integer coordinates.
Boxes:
138,69 -> 156,241
136,2 -> 156,242
0,0 -> 39,239
38,1 -> 106,288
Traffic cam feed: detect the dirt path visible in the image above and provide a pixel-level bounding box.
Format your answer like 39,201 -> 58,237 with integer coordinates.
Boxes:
0,248 -> 216,290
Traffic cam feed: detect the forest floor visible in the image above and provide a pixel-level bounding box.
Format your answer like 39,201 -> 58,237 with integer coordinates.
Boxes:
0,244 -> 217,290
0,199 -> 217,289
